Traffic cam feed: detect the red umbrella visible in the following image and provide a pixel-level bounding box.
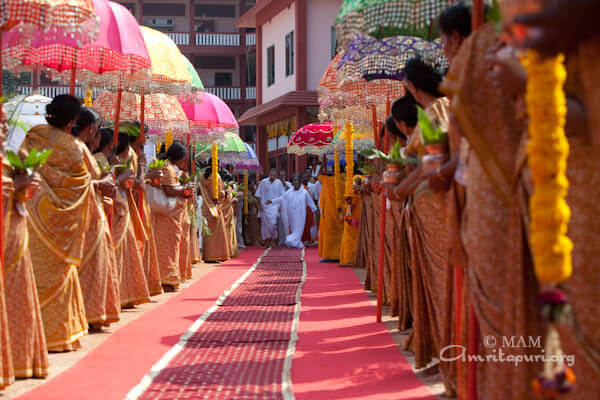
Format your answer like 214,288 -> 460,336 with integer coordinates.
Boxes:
288,122 -> 335,155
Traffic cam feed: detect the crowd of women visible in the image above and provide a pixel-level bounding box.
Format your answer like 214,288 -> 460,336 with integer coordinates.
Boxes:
316,1 -> 600,399
0,93 -> 244,388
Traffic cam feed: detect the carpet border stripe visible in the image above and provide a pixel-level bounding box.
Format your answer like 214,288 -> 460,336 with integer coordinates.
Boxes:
281,247 -> 306,400
124,248 -> 270,400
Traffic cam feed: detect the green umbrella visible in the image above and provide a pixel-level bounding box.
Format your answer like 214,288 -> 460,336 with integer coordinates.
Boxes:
182,56 -> 205,91
195,132 -> 248,163
335,0 -> 450,45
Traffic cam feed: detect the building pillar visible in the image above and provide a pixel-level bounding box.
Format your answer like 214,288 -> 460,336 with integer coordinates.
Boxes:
295,0 -> 307,91
136,0 -> 143,24
188,0 -> 195,46
256,26 -> 262,105
240,53 -> 247,100
256,125 -> 268,176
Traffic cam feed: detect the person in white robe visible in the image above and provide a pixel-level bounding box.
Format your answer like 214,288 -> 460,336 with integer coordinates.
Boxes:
268,175 -> 318,249
277,170 -> 291,245
255,169 -> 285,247
235,184 -> 246,249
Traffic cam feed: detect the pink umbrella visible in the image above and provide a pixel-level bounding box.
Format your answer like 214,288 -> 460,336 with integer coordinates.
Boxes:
4,0 -> 150,92
179,92 -> 239,143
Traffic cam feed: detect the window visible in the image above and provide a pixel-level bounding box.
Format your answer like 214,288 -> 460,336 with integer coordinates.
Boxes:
331,26 -> 337,59
215,72 -> 233,86
285,31 -> 294,77
194,56 -> 235,69
195,5 -> 236,18
143,3 -> 185,16
267,45 -> 275,86
246,51 -> 256,86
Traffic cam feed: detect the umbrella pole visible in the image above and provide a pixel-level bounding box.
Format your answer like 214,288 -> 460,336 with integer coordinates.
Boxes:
113,88 -> 123,146
372,105 -> 380,150
0,32 -> 4,276
140,88 -> 145,143
473,0 -> 484,30
69,65 -> 76,96
376,99 -> 391,323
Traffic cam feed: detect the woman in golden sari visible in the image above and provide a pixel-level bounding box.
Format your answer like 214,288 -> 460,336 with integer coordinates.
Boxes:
222,183 -> 238,258
113,131 -> 150,307
127,132 -> 163,296
2,107 -> 47,382
244,183 -> 261,246
22,95 -> 112,351
178,171 -> 193,281
149,141 -> 191,290
317,172 -> 344,261
199,165 -> 231,262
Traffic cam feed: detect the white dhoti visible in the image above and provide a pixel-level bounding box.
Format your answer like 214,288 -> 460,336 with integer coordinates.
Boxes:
260,203 -> 280,241
272,188 -> 317,249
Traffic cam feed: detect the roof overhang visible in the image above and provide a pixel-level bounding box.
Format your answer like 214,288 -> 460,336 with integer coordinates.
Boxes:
236,0 -> 271,28
237,91 -> 319,125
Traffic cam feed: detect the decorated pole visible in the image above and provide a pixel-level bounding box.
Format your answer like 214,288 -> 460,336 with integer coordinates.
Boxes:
113,88 -> 123,146
333,150 -> 342,210
344,122 -> 354,197
243,170 -> 249,215
69,61 -> 77,96
140,88 -> 145,143
212,143 -> 218,200
372,105 -> 380,150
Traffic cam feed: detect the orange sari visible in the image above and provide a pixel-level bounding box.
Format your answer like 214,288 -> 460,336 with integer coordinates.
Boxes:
222,191 -> 237,258
178,202 -> 193,281
3,167 -> 49,378
199,176 -> 231,262
22,125 -> 89,351
339,190 -> 361,266
317,175 -> 344,260
151,162 -> 185,286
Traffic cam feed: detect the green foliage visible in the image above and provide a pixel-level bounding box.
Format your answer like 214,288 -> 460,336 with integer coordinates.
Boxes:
356,159 -> 376,175
417,106 -> 447,146
148,159 -> 167,170
119,124 -> 140,138
97,159 -> 112,175
7,148 -> 52,175
201,220 -> 212,236
361,141 -> 408,166
113,158 -> 133,175
486,0 -> 503,32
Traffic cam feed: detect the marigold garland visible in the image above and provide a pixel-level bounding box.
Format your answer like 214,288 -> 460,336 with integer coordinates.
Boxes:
165,129 -> 173,151
155,139 -> 162,155
523,51 -> 574,399
344,122 -> 354,198
243,170 -> 249,215
523,51 -> 572,284
212,143 -> 218,200
84,88 -> 93,107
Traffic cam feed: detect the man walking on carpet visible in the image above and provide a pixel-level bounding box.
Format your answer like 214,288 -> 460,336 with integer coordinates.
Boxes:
255,169 -> 286,248
267,175 -> 318,249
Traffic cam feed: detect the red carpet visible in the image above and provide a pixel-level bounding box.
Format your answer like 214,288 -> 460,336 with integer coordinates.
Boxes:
291,248 -> 436,400
16,247 -> 266,400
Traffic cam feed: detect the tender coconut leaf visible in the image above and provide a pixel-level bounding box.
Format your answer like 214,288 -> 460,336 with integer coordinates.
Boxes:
6,150 -> 23,170
417,106 -> 447,145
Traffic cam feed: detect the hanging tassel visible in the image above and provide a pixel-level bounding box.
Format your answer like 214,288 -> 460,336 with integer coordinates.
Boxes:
243,170 -> 249,215
140,89 -> 145,143
155,139 -> 162,156
84,88 -> 93,107
212,144 -> 218,200
165,129 -> 173,151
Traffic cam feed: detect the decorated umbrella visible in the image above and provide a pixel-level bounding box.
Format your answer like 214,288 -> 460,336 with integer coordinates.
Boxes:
288,122 -> 335,155
94,90 -> 189,137
337,33 -> 446,82
195,132 -> 247,163
236,143 -> 261,170
4,94 -> 51,152
3,0 -> 150,95
179,92 -> 239,143
335,0 -> 451,47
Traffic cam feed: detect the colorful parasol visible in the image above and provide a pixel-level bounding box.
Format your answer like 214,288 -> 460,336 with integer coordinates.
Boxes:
0,0 -> 99,47
94,90 -> 189,136
179,92 -> 239,143
337,33 -> 447,82
288,122 -> 335,155
234,143 -> 261,170
335,0 -> 451,47
3,0 -> 150,91
195,132 -> 247,163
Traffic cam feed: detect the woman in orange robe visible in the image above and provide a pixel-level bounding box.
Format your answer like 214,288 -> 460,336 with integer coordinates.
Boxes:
199,168 -> 231,262
150,141 -> 191,291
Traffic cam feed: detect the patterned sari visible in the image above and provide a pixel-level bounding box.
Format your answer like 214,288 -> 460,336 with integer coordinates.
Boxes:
3,166 -> 48,378
442,24 -> 543,400
199,176 -> 231,262
151,161 -> 185,287
22,125 -> 89,351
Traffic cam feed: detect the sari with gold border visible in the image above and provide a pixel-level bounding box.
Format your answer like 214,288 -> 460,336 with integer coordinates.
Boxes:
22,125 -> 89,351
2,166 -> 48,378
199,175 -> 230,262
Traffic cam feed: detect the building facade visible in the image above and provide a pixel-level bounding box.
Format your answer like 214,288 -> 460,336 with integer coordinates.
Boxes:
236,0 -> 340,176
17,0 -> 258,142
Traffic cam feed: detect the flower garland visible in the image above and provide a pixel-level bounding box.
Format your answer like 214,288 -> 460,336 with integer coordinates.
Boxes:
165,129 -> 173,151
522,51 -> 574,399
243,169 -> 249,215
212,143 -> 218,200
84,88 -> 93,107
344,122 -> 354,198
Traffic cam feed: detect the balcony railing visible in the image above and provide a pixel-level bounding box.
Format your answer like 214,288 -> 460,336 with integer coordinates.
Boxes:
17,85 -> 98,98
205,86 -> 256,101
245,87 -> 256,100
165,32 -> 190,46
196,33 -> 240,46
245,33 -> 256,46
